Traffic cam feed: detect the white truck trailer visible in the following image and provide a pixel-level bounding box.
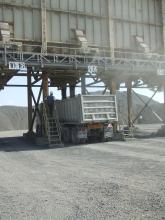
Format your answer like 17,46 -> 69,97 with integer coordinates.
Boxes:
55,94 -> 118,144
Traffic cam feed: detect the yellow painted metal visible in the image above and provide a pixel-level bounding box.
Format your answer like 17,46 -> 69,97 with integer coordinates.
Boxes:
87,123 -> 103,130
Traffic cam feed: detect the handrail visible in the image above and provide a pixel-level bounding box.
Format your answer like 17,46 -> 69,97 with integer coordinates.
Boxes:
1,42 -> 165,61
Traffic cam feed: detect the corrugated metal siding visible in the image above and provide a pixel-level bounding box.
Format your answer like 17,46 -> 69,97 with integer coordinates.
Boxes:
111,0 -> 163,52
56,96 -> 83,123
0,0 -> 109,48
0,0 -> 163,52
56,95 -> 118,123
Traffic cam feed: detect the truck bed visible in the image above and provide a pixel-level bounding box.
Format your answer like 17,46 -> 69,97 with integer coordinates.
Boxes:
56,95 -> 118,124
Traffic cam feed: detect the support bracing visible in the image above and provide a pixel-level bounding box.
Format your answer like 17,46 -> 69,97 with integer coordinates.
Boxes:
132,90 -> 163,123
30,86 -> 43,132
132,89 -> 159,124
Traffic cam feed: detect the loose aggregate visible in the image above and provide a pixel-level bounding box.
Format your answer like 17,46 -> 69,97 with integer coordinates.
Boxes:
0,132 -> 165,219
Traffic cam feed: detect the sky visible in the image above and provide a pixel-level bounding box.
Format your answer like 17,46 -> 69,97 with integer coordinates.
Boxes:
0,76 -> 164,106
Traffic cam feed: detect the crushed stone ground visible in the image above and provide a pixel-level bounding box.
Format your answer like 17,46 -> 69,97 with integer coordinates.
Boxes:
0,132 -> 165,220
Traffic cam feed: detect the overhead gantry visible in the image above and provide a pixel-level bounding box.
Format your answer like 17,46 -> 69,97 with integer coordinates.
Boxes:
0,44 -> 165,135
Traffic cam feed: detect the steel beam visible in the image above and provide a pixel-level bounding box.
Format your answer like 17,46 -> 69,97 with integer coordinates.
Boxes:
81,74 -> 86,95
30,86 -> 43,132
1,49 -> 165,75
127,79 -> 133,128
110,79 -> 118,132
70,85 -> 76,98
27,67 -> 33,133
133,89 -> 159,124
61,87 -> 67,100
42,72 -> 49,100
132,90 -> 163,123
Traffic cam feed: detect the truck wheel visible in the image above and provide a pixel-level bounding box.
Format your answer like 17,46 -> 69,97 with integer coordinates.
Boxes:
62,127 -> 70,143
80,139 -> 87,144
71,127 -> 80,145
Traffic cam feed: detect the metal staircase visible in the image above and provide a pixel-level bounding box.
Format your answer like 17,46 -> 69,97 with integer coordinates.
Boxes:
123,126 -> 135,140
43,102 -> 62,147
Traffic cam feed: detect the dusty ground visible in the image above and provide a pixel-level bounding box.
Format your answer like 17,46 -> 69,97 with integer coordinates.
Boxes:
0,131 -> 165,220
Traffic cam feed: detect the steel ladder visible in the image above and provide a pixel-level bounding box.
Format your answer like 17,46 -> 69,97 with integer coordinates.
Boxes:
43,102 -> 62,147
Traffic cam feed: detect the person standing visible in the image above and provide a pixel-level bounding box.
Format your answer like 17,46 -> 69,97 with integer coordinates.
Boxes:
46,91 -> 55,117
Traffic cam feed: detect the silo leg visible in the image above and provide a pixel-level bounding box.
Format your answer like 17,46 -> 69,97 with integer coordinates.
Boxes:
42,72 -> 49,101
27,67 -> 33,133
70,85 -> 76,98
110,80 -> 118,132
127,79 -> 133,128
81,74 -> 86,95
61,87 -> 67,100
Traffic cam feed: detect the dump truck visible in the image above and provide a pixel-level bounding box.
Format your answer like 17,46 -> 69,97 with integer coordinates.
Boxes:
57,94 -> 118,144
36,94 -> 118,145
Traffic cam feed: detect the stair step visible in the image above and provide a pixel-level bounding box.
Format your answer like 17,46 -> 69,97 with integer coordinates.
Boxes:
48,127 -> 58,130
49,135 -> 60,138
49,142 -> 61,145
48,131 -> 58,134
48,128 -> 58,131
48,132 -> 58,135
49,143 -> 64,148
43,105 -> 63,147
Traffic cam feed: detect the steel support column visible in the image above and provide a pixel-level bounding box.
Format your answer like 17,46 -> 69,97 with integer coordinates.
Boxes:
27,67 -> 33,133
81,74 -> 86,95
61,87 -> 67,100
127,79 -> 133,128
110,80 -> 118,132
70,85 -> 76,98
42,72 -> 49,100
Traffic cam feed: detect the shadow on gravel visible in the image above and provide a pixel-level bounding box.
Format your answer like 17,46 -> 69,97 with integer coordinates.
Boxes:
0,136 -> 82,152
0,136 -> 54,152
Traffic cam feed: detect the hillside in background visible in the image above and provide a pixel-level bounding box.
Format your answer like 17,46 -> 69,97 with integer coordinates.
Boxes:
117,91 -> 165,125
0,106 -> 28,131
0,92 -> 164,131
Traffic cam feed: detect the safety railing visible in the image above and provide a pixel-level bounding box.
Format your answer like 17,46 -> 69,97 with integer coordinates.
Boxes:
1,43 -> 165,70
1,42 -> 165,60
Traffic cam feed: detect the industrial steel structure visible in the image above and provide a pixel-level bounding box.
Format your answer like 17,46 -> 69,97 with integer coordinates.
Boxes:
0,0 -> 165,134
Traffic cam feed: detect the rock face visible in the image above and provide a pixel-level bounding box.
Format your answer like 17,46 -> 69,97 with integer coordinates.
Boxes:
0,92 -> 164,131
0,106 -> 28,131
